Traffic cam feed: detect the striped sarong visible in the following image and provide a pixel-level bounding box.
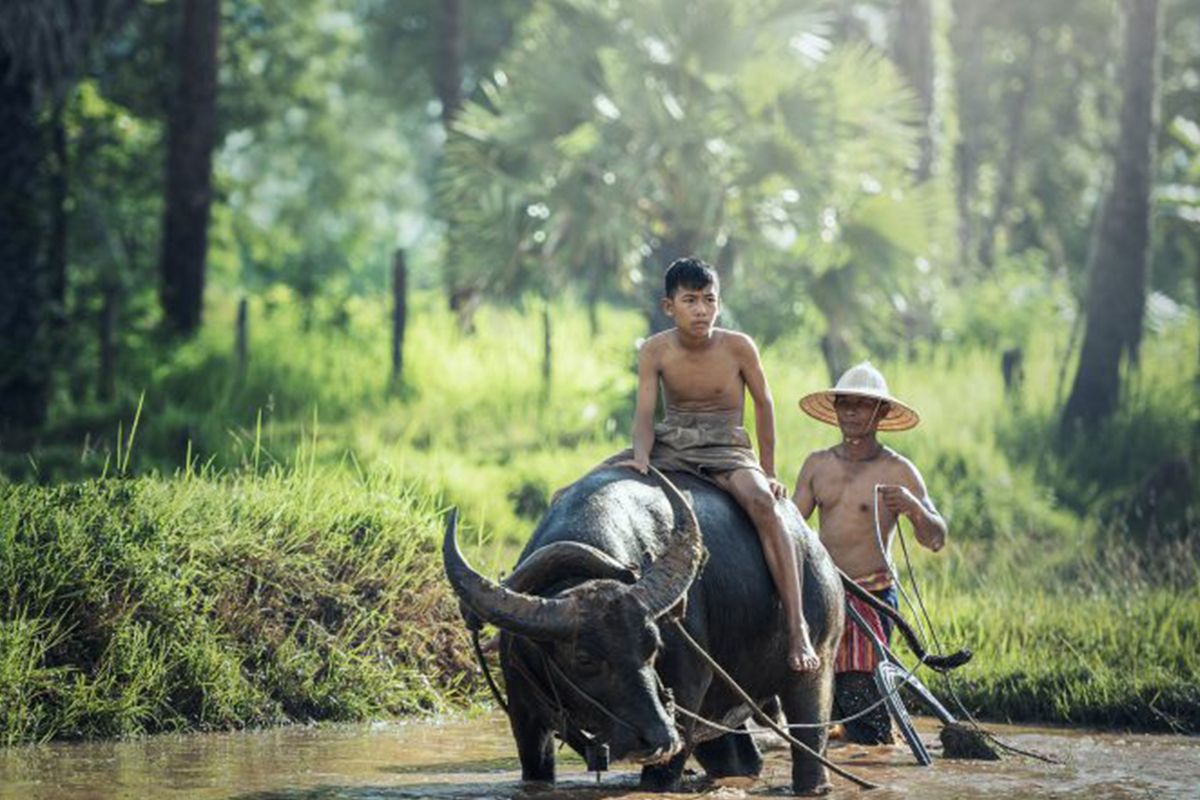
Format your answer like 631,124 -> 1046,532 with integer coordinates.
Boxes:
835,569 -> 894,674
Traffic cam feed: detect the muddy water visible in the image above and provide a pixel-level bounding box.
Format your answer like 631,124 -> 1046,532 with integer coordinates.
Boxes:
1,713 -> 1196,800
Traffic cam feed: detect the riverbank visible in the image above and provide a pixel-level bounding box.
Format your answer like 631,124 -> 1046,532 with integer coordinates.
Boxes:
0,472 -> 478,745
2,469 -> 1197,745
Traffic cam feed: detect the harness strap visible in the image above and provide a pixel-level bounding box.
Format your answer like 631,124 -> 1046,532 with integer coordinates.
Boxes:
472,629 -> 509,715
539,649 -> 640,733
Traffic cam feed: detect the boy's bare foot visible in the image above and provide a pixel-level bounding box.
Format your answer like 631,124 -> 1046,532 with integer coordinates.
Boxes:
788,635 -> 821,672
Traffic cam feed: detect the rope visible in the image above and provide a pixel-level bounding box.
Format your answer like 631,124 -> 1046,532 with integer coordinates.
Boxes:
668,619 -> 879,790
472,629 -> 508,715
892,521 -> 1061,765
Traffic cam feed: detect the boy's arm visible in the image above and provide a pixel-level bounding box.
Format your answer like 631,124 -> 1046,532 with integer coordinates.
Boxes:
737,335 -> 786,498
792,454 -> 818,519
615,340 -> 659,474
880,460 -> 947,551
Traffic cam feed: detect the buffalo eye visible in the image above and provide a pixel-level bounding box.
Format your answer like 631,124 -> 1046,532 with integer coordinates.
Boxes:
574,649 -> 603,674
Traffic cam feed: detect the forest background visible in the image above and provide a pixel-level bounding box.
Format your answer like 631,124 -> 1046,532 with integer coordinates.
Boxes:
0,0 -> 1198,745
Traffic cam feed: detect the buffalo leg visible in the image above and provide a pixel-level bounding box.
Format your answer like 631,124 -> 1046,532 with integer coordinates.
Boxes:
507,686 -> 555,782
693,725 -> 763,778
639,748 -> 689,792
780,667 -> 835,795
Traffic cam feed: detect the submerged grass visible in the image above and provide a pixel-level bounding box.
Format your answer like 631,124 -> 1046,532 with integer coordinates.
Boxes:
2,290 -> 1198,741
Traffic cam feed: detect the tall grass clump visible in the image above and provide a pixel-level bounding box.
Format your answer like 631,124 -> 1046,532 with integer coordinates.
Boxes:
0,465 -> 479,745
917,549 -> 1200,732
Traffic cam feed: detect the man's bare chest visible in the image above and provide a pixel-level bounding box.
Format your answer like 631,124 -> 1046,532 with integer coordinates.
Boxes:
814,464 -> 887,518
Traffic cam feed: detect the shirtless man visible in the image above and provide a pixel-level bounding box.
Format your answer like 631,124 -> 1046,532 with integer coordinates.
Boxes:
792,361 -> 946,741
615,257 -> 819,672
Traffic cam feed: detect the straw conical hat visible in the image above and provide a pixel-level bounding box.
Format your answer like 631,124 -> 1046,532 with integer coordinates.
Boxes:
798,362 -> 920,432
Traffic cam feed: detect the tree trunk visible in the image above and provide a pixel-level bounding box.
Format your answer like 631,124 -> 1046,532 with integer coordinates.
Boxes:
391,250 -> 407,389
0,60 -> 50,437
435,0 -> 464,128
437,0 -> 466,314
159,0 -> 219,338
48,98 -> 69,318
894,0 -> 935,182
1062,0 -> 1161,430
979,33 -> 1040,269
951,0 -> 986,273
98,282 -> 121,403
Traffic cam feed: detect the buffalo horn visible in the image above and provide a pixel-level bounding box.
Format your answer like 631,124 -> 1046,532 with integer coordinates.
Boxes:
505,541 -> 639,594
629,467 -> 704,618
442,509 -> 579,640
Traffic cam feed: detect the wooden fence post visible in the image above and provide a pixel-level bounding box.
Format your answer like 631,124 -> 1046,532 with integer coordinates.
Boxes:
235,296 -> 248,378
392,249 -> 408,390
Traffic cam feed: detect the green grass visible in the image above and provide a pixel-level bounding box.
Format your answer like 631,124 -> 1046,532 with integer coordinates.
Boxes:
2,290 -> 1198,741
0,465 -> 479,745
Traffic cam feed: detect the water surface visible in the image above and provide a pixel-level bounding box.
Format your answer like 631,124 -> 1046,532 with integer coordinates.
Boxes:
2,712 -> 1196,799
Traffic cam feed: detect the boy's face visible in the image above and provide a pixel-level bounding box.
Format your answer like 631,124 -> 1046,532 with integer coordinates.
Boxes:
662,283 -> 720,338
833,394 -> 889,437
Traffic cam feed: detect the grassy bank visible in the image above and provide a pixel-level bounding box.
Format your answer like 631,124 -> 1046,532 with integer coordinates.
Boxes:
2,290 -> 1198,741
0,468 -> 478,745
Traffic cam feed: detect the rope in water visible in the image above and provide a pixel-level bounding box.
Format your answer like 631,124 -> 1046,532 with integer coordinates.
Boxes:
667,619 -> 879,790
890,519 -> 1061,765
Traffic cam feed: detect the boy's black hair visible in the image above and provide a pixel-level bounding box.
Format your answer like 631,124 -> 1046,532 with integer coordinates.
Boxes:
664,257 -> 719,297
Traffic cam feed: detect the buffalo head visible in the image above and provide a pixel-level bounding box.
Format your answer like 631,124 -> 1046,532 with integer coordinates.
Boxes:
443,470 -> 703,765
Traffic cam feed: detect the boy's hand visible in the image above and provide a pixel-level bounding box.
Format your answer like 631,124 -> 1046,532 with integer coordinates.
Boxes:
767,476 -> 788,500
615,458 -> 650,475
879,485 -> 920,517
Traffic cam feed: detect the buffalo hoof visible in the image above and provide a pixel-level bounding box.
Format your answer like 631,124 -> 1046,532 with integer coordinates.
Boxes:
640,757 -> 685,792
793,780 -> 833,796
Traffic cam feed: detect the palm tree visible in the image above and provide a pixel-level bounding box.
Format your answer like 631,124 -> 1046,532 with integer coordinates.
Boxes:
441,0 -> 930,372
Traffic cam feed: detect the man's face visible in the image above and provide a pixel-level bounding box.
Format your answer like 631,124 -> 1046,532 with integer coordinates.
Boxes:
662,284 -> 720,338
833,394 -> 888,438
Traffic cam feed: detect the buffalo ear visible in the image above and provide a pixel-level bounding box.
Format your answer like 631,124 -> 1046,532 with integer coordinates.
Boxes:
504,541 -> 640,595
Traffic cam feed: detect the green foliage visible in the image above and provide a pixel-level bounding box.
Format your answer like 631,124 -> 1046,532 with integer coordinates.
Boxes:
439,0 -> 938,352
0,468 -> 477,744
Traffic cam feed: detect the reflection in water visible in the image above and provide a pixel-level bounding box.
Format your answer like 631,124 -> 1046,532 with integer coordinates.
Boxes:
1,712 -> 1197,799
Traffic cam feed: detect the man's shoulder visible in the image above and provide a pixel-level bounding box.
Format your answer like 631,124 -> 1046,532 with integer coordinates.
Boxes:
880,446 -> 924,481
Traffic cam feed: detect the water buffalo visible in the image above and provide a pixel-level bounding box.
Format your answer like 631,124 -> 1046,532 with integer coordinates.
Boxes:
444,465 -> 849,794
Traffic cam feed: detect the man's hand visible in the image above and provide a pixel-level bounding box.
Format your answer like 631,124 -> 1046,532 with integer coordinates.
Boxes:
615,458 -> 650,475
767,476 -> 788,500
879,484 -> 921,517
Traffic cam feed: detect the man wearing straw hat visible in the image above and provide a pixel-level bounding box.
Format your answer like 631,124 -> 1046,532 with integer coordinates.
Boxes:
793,362 -> 947,744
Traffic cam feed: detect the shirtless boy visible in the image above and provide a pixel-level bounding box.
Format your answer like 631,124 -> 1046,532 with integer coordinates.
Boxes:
615,257 -> 819,672
792,361 -> 947,741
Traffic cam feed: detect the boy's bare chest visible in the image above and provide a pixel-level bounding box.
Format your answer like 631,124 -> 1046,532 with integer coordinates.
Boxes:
658,350 -> 743,404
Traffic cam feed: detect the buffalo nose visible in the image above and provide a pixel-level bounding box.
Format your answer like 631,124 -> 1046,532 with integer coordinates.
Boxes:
635,729 -> 680,764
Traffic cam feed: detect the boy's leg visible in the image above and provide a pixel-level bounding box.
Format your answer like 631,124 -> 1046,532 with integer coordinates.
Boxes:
715,468 -> 819,672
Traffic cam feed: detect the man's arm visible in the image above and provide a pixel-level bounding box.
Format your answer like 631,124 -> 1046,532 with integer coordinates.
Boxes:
737,335 -> 785,498
879,460 -> 946,551
616,340 -> 660,473
792,454 -> 819,519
